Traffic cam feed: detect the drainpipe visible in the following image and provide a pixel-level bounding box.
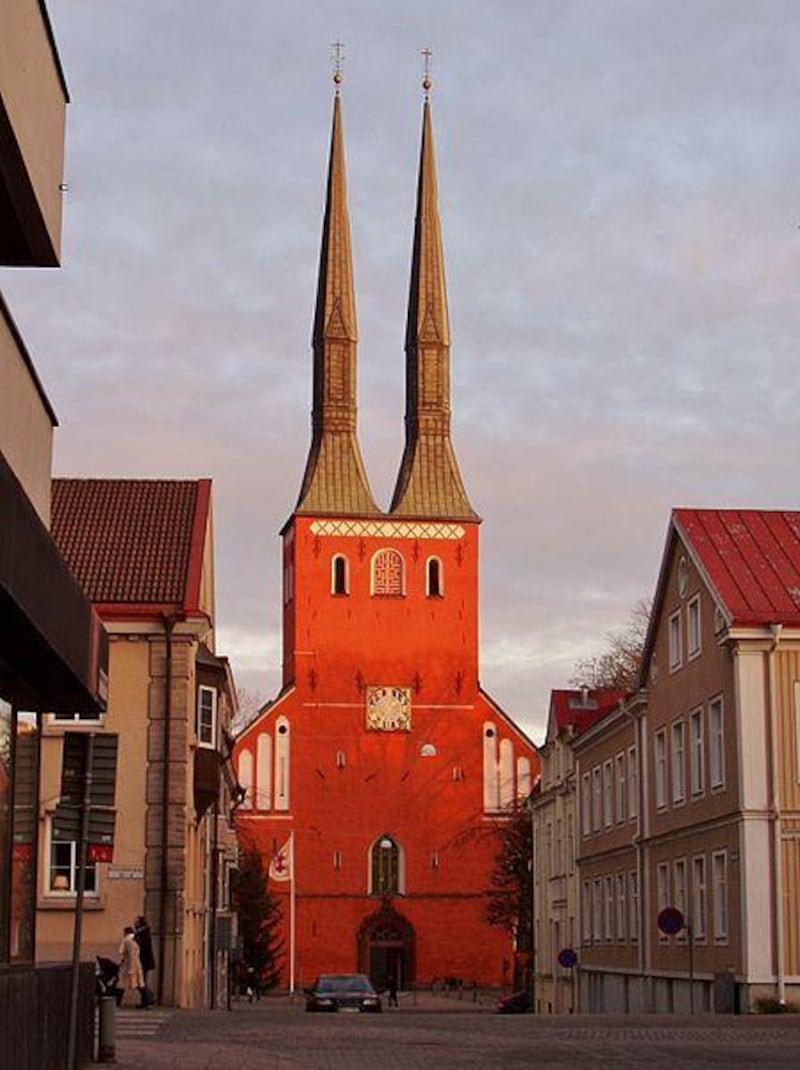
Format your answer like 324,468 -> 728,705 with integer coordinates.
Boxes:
767,624 -> 785,1005
209,796 -> 219,1009
158,615 -> 176,1006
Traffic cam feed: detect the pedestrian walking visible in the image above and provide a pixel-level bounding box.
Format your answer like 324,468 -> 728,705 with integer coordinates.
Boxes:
387,973 -> 399,1008
134,915 -> 156,1005
118,925 -> 147,1008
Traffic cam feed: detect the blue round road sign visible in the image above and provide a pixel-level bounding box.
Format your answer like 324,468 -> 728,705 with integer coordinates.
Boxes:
558,948 -> 578,968
657,907 -> 685,935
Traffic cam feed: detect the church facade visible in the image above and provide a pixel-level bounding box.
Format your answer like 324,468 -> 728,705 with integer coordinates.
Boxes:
234,84 -> 538,991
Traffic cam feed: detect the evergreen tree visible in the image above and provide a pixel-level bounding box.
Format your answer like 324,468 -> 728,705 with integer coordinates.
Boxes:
232,836 -> 284,990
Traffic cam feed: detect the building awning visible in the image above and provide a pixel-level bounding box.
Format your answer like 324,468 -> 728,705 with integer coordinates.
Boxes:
0,452 -> 107,712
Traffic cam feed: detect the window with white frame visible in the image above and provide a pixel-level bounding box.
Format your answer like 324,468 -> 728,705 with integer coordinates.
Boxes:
668,610 -> 683,671
656,861 -> 670,914
615,753 -> 626,824
197,686 -> 217,748
629,870 -> 639,943
425,557 -> 444,597
673,858 -> 687,941
687,595 -> 701,658
567,813 -> 575,875
556,817 -> 564,875
604,875 -> 614,942
593,879 -> 603,942
616,872 -> 626,942
655,730 -> 667,809
48,837 -> 97,895
49,710 -> 104,725
671,720 -> 686,804
692,855 -> 707,940
592,766 -> 602,833
690,708 -> 704,796
581,880 -> 592,944
603,760 -> 613,828
628,746 -> 639,820
581,772 -> 591,837
709,697 -> 725,790
712,851 -> 728,943
331,554 -> 349,595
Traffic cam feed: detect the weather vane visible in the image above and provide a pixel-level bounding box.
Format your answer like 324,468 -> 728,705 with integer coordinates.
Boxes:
421,48 -> 432,98
331,40 -> 344,92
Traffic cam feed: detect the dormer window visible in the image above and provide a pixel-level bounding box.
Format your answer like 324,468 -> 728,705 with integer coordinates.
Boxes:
197,686 -> 217,748
331,554 -> 349,596
426,557 -> 443,598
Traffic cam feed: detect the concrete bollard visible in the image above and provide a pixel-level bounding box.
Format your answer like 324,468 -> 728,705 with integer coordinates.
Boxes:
97,996 -> 116,1062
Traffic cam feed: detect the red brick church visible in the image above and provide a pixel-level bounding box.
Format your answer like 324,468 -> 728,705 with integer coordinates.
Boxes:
234,79 -> 538,991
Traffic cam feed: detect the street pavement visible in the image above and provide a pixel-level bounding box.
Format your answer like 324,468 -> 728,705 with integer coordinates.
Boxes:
108,991 -> 800,1069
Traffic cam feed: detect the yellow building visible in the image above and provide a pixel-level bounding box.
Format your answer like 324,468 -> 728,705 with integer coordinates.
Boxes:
40,478 -> 240,1008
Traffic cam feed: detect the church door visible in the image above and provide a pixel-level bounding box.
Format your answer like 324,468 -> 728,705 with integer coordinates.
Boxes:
357,903 -> 415,990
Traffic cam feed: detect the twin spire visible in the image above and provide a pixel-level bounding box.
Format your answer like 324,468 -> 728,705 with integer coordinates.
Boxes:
295,81 -> 477,522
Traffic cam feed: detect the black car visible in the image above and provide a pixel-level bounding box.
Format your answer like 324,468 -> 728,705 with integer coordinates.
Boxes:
304,973 -> 383,1013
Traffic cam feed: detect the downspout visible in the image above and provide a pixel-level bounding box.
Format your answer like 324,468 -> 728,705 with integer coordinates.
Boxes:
209,795 -> 219,1009
158,614 -> 176,1006
768,624 -> 785,1005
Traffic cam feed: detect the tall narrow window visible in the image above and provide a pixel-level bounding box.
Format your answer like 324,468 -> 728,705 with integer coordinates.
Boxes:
669,610 -> 683,671
687,595 -> 701,658
671,720 -> 685,804
616,872 -> 626,942
693,855 -> 707,939
581,881 -> 592,944
371,835 -> 401,895
371,548 -> 405,596
331,554 -> 349,595
709,697 -> 725,789
592,766 -> 602,832
274,717 -> 290,811
197,686 -> 217,748
656,862 -> 670,914
593,879 -> 603,942
256,733 -> 272,811
615,753 -> 626,824
426,557 -> 443,597
627,746 -> 638,821
581,772 -> 591,837
690,708 -> 704,796
673,858 -> 687,940
655,730 -> 667,809
628,870 -> 639,944
712,851 -> 728,943
604,875 -> 614,941
603,760 -> 613,828
237,750 -> 253,809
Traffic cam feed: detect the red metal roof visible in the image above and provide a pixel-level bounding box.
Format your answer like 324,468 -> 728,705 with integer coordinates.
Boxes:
548,688 -> 626,737
51,478 -> 211,614
674,509 -> 800,626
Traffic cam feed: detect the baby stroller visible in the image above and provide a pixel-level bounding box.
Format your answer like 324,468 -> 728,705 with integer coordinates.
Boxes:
96,955 -> 122,1005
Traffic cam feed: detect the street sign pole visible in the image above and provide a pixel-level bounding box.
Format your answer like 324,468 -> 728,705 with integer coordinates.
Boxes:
67,732 -> 94,1070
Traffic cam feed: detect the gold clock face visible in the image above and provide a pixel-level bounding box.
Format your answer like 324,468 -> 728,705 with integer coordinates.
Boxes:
365,686 -> 412,732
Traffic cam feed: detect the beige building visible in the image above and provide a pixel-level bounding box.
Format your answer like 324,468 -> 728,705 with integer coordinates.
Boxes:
532,688 -> 625,1014
39,478 -> 240,1009
574,508 -> 800,1013
2,4 -> 109,1067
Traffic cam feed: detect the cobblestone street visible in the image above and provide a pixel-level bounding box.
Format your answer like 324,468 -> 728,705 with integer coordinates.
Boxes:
109,993 -> 800,1069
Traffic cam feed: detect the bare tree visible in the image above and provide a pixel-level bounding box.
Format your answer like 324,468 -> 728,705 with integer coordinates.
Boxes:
570,598 -> 652,693
232,687 -> 269,734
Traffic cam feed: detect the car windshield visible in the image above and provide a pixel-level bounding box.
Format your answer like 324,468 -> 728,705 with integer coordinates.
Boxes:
317,975 -> 374,994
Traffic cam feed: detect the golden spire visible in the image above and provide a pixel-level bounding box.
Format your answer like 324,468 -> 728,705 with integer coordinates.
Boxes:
390,56 -> 477,521
296,63 -> 380,517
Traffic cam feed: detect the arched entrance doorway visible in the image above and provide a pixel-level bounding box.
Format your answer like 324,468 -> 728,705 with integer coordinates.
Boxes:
357,901 -> 415,990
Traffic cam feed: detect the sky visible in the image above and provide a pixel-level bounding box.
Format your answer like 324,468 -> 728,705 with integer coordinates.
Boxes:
4,1 -> 800,743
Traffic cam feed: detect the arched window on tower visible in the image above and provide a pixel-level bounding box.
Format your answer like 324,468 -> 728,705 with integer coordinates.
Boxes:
331,554 -> 349,596
425,557 -> 443,598
370,835 -> 402,895
371,549 -> 405,597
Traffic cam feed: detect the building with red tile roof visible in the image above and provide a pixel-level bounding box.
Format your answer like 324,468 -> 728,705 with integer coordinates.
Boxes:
41,476 -> 239,1010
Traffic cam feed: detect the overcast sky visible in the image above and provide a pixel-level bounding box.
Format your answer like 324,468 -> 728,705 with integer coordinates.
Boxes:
4,1 -> 800,742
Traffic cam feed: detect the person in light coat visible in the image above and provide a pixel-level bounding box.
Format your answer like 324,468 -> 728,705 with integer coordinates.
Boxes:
118,925 -> 146,1007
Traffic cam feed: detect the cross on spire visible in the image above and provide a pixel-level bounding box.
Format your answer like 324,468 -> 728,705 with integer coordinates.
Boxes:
421,48 -> 432,97
331,40 -> 344,91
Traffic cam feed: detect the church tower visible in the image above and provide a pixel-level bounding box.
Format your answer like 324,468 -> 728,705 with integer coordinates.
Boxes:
236,71 -> 537,992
